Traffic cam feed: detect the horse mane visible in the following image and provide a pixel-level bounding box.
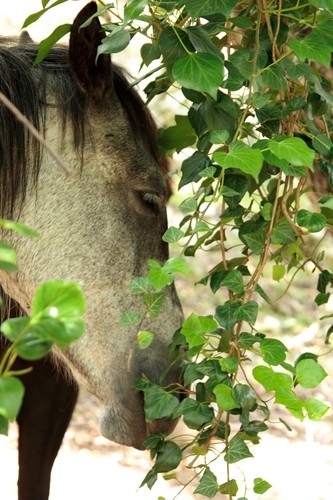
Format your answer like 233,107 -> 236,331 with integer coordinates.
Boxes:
0,36 -> 161,218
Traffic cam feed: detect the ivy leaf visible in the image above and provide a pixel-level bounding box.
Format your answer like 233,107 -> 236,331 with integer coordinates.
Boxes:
289,34 -> 332,68
173,52 -> 224,100
296,209 -> 327,233
124,0 -> 148,22
0,220 -> 39,238
253,478 -> 272,494
181,313 -> 217,348
261,64 -> 286,91
224,436 -> 253,463
215,301 -> 241,331
137,330 -> 155,349
0,377 -> 25,421
164,257 -> 190,275
143,384 -> 179,420
32,280 -> 86,319
180,152 -> 211,188
147,260 -> 173,289
295,359 -> 327,388
143,292 -> 165,317
185,0 -> 237,18
214,383 -> 241,411
0,241 -> 17,272
194,468 -> 219,498
120,311 -> 141,326
155,441 -> 182,473
235,301 -> 258,325
35,24 -> 71,64
175,398 -> 214,429
260,339 -> 288,366
253,366 -> 293,392
219,479 -> 238,496
162,226 -> 185,243
131,277 -> 150,294
213,142 -> 263,181
98,28 -> 131,56
220,270 -> 244,294
271,219 -> 296,244
268,138 -> 315,168
304,398 -> 329,421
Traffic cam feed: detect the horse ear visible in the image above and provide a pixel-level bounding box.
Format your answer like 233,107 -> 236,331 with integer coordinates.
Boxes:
69,1 -> 112,101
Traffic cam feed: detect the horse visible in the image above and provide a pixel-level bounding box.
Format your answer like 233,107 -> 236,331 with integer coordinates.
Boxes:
0,2 -> 184,499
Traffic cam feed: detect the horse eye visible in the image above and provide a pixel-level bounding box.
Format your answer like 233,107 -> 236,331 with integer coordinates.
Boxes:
137,191 -> 164,215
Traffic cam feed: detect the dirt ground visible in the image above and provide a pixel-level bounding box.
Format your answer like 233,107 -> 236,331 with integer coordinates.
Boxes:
1,2 -> 333,499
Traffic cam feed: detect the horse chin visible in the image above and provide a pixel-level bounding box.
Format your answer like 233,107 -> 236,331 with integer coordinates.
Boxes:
99,406 -> 179,451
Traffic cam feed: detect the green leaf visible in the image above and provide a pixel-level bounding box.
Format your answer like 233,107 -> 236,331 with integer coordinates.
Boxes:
15,335 -> 53,360
273,264 -> 285,281
185,0 -> 237,18
309,0 -> 333,6
137,330 -> 155,349
0,377 -> 25,420
213,142 -> 263,181
181,313 -> 217,348
22,0 -> 67,29
215,301 -> 240,331
0,241 -> 17,272
158,115 -> 196,154
214,383 -> 241,411
1,317 -> 30,342
0,220 -> 39,238
274,387 -> 304,418
253,366 -> 293,392
268,138 -> 315,168
175,398 -> 214,429
296,209 -> 327,233
271,219 -> 296,245
131,277 -> 150,294
261,64 -> 286,91
143,292 -> 165,317
178,197 -> 198,213
164,257 -> 190,275
219,356 -> 238,374
260,339 -> 288,366
219,479 -> 238,496
120,311 -> 142,326
32,280 -> 86,319
295,359 -> 327,388
155,441 -> 182,473
235,301 -> 258,325
224,435 -> 253,463
220,270 -> 244,294
172,52 -> 224,100
97,28 -> 131,56
143,384 -> 179,420
194,467 -> 219,498
304,398 -> 329,421
0,415 -> 9,435
147,260 -> 173,289
232,384 -> 257,413
289,34 -> 332,68
253,478 -> 272,494
180,151 -> 211,188
124,0 -> 148,22
35,24 -> 71,64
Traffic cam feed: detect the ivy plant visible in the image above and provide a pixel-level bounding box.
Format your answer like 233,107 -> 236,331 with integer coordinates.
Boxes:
19,0 -> 333,498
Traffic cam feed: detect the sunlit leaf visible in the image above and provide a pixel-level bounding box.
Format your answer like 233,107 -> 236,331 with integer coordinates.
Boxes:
0,377 -> 25,420
173,52 -> 224,100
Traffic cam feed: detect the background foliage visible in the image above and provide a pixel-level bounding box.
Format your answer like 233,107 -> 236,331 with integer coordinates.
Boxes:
2,1 -> 333,499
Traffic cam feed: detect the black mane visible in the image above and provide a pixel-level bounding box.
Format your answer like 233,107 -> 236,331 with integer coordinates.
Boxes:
0,36 -> 158,218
